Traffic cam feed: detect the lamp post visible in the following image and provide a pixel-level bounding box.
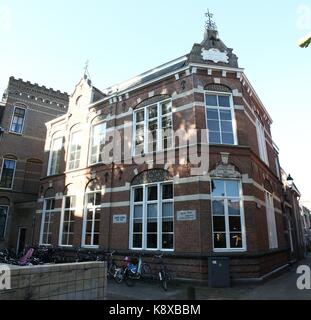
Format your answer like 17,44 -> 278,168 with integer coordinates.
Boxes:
287,174 -> 294,188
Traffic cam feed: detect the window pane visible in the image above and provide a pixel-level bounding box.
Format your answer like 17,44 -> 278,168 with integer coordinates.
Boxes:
134,205 -> 143,218
162,234 -> 173,249
148,105 -> 157,119
161,102 -> 171,115
211,180 -> 225,197
134,188 -> 143,202
213,216 -> 226,232
147,234 -> 157,249
162,184 -> 173,199
220,110 -> 232,120
207,109 -> 219,120
0,206 -> 8,238
133,234 -> 142,248
207,120 -> 220,131
226,181 -> 239,197
206,95 -> 218,106
218,96 -> 231,108
148,186 -> 158,201
133,220 -> 142,232
93,234 -> 99,246
214,233 -> 227,248
95,192 -> 101,206
221,121 -> 233,133
147,219 -> 157,232
230,233 -> 243,248
162,203 -> 173,217
136,110 -> 144,123
222,133 -> 234,145
209,132 -> 221,144
147,204 -> 157,218
212,200 -> 225,215
162,219 -> 173,232
229,217 -> 242,232
228,200 -> 240,216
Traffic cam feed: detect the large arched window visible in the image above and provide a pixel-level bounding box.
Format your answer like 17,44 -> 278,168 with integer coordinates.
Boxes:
205,84 -> 237,145
133,97 -> 173,156
130,169 -> 174,251
82,180 -> 102,247
89,115 -> 107,165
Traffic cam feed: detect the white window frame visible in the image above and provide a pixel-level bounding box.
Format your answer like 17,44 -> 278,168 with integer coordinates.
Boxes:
265,191 -> 278,249
39,197 -> 56,246
205,91 -> 238,146
47,136 -> 63,176
211,179 -> 247,252
67,129 -> 83,171
59,195 -> 76,247
0,205 -> 9,239
0,158 -> 17,190
132,99 -> 173,156
129,181 -> 174,252
256,118 -> 269,166
89,121 -> 107,165
82,190 -> 102,248
9,106 -> 26,135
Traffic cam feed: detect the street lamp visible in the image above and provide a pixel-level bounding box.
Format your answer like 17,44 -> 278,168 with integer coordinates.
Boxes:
287,174 -> 294,187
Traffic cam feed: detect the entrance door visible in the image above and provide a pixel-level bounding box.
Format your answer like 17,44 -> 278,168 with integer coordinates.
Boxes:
17,228 -> 27,255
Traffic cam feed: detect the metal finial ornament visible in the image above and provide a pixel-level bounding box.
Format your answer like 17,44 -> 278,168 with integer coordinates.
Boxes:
205,9 -> 217,31
84,59 -> 90,77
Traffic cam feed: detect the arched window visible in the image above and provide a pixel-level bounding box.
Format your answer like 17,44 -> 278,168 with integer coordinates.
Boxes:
82,180 -> 102,247
133,97 -> 173,156
130,170 -> 174,251
68,125 -> 83,171
205,84 -> 237,145
0,156 -> 17,190
47,132 -> 63,176
0,197 -> 10,239
40,188 -> 56,245
10,105 -> 27,134
89,115 -> 107,165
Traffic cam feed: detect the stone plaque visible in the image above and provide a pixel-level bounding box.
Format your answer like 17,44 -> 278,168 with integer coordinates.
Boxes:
177,210 -> 197,221
113,215 -> 127,224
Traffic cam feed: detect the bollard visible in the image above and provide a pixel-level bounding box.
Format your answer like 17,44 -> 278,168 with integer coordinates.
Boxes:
186,286 -> 196,300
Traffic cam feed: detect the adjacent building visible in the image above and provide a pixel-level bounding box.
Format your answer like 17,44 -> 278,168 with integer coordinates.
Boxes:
0,77 -> 69,252
34,22 -> 302,281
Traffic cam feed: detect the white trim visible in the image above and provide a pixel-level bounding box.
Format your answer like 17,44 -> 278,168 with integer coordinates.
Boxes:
58,195 -> 76,247
47,135 -> 63,176
39,197 -> 55,246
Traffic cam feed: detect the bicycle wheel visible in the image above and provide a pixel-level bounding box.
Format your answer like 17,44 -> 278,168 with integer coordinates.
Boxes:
124,269 -> 136,287
160,267 -> 169,291
114,268 -> 124,284
107,262 -> 117,280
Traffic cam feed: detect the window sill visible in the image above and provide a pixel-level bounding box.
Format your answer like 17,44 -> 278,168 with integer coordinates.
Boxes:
8,131 -> 23,136
213,248 -> 247,253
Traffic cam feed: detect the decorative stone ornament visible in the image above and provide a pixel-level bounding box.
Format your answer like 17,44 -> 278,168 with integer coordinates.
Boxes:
201,48 -> 229,64
210,153 -> 241,179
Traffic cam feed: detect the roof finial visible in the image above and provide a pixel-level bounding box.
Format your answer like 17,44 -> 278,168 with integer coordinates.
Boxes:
205,9 -> 217,31
84,59 -> 90,78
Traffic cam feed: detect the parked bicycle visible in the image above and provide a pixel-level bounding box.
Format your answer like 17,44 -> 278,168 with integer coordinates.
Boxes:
123,255 -> 151,287
105,251 -> 124,284
153,253 -> 171,291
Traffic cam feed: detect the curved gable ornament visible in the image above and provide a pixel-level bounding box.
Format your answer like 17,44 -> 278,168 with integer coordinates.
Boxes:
201,48 -> 229,64
209,153 -> 241,179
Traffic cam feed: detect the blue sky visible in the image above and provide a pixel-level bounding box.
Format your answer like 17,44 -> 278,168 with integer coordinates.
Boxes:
0,0 -> 310,206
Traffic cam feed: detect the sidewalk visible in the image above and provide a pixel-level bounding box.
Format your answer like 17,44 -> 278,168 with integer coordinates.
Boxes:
106,256 -> 311,300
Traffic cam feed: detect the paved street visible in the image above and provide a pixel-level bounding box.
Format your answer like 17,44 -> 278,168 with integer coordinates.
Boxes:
106,256 -> 311,300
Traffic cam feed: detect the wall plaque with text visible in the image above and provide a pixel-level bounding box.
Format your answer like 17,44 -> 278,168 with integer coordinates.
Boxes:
113,215 -> 127,224
177,210 -> 197,221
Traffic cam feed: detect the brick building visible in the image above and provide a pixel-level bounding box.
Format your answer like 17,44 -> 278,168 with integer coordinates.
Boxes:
34,23 -> 300,281
0,77 -> 69,251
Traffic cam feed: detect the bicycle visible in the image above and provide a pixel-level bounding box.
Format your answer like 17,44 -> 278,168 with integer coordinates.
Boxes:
123,255 -> 151,287
105,251 -> 124,284
153,253 -> 171,291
